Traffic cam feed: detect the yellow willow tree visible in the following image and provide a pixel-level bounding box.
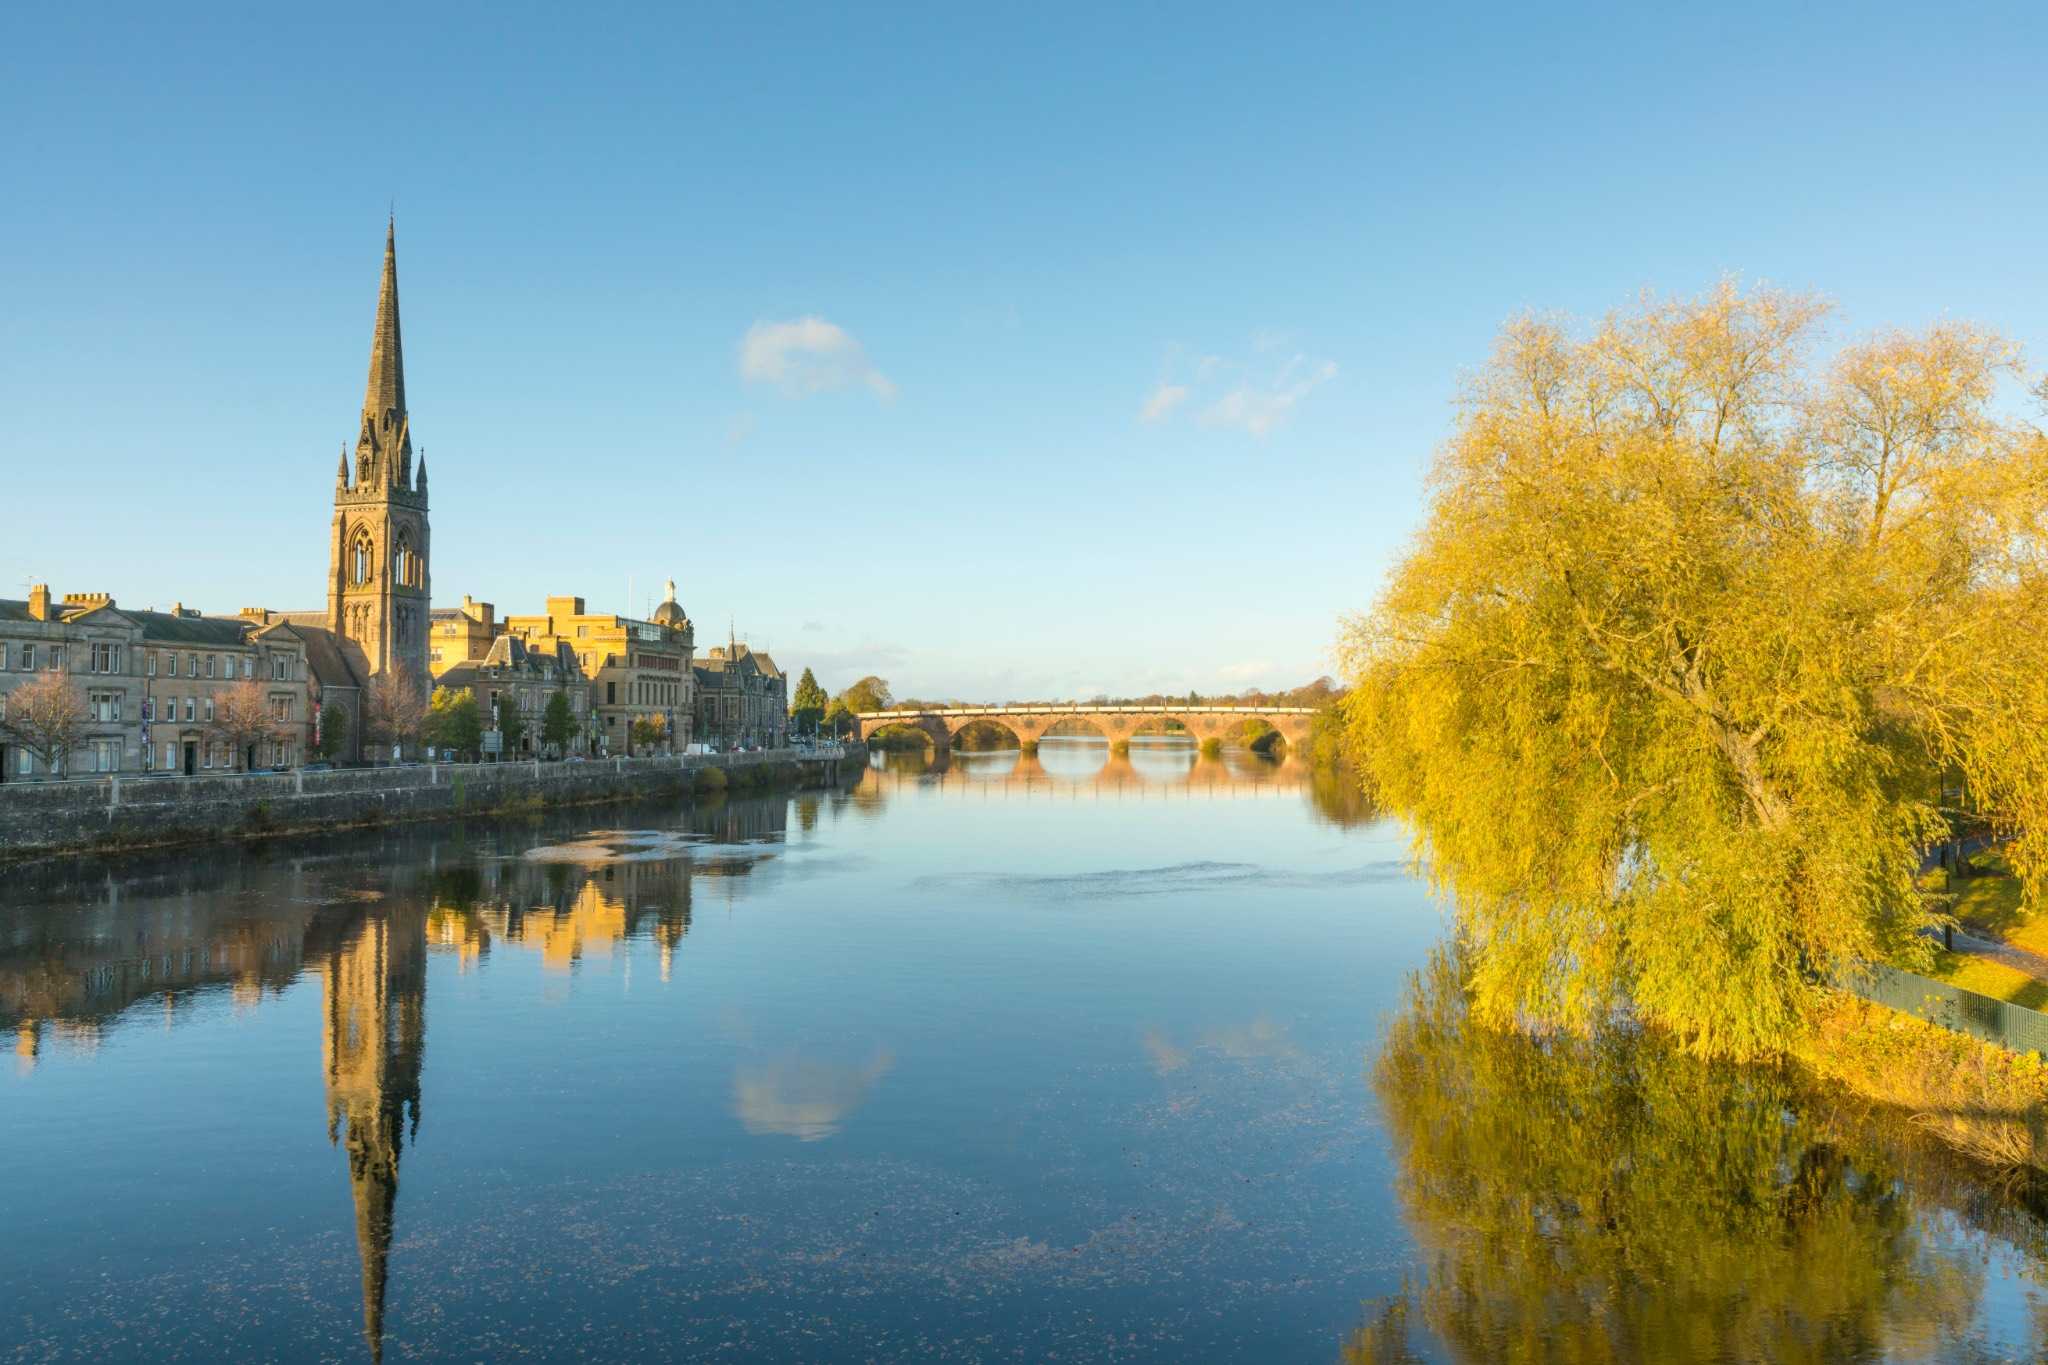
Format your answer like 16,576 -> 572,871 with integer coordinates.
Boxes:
1341,282 -> 2048,1059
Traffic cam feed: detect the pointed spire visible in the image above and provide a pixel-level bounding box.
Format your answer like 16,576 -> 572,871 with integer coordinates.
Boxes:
415,449 -> 427,494
337,445 -> 350,488
362,217 -> 407,445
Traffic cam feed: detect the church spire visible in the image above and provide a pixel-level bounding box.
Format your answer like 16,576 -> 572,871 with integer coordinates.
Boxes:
364,217 -> 406,427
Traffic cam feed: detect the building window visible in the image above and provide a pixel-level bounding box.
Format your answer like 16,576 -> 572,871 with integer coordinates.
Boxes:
93,739 -> 120,773
49,646 -> 64,670
21,644 -> 35,671
0,643 -> 8,670
183,697 -> 195,723
145,651 -> 156,676
89,691 -> 121,723
162,743 -> 174,771
206,655 -> 216,679
270,694 -> 291,723
352,533 -> 374,587
242,657 -> 253,679
90,642 -> 121,673
204,698 -> 215,723
185,654 -> 196,677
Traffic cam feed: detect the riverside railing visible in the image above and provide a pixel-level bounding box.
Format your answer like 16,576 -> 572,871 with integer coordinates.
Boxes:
1840,962 -> 2048,1056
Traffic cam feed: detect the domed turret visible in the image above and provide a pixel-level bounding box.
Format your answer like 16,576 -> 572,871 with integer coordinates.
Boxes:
652,576 -> 689,628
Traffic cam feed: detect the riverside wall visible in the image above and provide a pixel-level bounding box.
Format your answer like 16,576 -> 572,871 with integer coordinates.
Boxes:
0,746 -> 866,860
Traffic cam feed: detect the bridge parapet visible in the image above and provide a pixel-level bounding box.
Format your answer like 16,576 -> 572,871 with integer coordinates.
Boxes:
854,704 -> 1319,751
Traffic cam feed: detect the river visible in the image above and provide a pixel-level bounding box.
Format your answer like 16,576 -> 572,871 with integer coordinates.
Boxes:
3,737 -> 2045,1361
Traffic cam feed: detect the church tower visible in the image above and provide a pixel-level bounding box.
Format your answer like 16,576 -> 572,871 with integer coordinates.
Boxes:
328,219 -> 431,680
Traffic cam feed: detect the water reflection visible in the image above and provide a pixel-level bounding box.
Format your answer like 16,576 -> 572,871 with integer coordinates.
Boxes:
1357,948 -> 2037,1363
868,736 -> 1305,799
0,795 -> 793,1363
733,1050 -> 895,1141
319,901 -> 425,1365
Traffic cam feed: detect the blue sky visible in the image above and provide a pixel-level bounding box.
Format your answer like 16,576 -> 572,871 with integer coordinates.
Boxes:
5,3 -> 2045,701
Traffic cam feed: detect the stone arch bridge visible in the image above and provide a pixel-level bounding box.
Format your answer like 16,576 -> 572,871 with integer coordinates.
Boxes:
854,704 -> 1318,753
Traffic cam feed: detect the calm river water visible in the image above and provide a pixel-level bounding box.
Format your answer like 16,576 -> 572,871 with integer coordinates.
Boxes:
4,737 -> 2048,1362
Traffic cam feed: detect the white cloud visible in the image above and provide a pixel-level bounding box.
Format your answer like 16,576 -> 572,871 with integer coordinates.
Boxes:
739,316 -> 897,400
1141,340 -> 1336,439
1217,658 -> 1277,682
1200,357 -> 1337,439
1140,383 -> 1189,422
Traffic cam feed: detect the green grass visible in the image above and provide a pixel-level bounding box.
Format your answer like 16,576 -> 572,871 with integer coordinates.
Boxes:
1929,947 -> 2048,1009
1920,849 -> 2048,1002
1926,849 -> 2029,939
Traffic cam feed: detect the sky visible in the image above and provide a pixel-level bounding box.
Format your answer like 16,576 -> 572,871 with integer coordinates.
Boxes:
5,3 -> 2046,702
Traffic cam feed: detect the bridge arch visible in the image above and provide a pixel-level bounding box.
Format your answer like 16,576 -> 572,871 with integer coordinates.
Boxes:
1039,715 -> 1113,744
948,717 -> 1026,752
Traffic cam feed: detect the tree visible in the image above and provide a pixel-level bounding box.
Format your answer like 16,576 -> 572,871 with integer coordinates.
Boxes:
424,688 -> 483,758
364,670 -> 429,760
836,676 -> 891,716
823,697 -> 854,739
494,693 -> 527,755
541,689 -> 574,755
0,671 -> 88,776
790,667 -> 827,734
211,678 -> 280,771
631,712 -> 669,752
317,699 -> 351,761
1341,282 -> 2048,1059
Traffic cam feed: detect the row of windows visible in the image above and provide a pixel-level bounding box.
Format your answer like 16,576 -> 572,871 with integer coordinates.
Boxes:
0,644 -> 300,679
0,643 -> 63,671
635,677 -> 684,707
3,734 -> 308,776
148,696 -> 214,724
481,687 -> 585,714
12,741 -> 124,776
156,740 -> 298,770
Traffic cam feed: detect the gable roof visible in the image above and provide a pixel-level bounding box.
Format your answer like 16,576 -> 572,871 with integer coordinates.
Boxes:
294,627 -> 366,692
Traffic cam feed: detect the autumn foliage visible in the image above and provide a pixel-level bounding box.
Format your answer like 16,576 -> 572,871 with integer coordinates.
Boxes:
1343,282 -> 2048,1058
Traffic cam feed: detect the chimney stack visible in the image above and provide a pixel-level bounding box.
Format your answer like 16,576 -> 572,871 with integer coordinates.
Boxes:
26,584 -> 50,621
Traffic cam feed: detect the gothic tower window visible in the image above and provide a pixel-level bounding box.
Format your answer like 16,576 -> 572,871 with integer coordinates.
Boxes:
352,533 -> 375,587
393,535 -> 421,589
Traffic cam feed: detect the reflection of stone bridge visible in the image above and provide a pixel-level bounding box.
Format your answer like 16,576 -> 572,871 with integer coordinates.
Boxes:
860,747 -> 1306,800
854,705 -> 1317,752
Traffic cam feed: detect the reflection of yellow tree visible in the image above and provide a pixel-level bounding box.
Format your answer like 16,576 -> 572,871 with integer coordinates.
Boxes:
1358,949 -> 1986,1363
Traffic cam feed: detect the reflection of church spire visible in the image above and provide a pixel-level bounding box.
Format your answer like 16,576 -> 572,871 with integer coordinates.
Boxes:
321,908 -> 427,1364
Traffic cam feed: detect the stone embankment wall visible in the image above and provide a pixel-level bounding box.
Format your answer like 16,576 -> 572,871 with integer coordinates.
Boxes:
0,747 -> 866,860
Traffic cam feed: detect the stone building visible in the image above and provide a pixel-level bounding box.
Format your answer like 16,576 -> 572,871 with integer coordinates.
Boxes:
0,590 -> 314,779
692,642 -> 787,750
432,634 -> 593,757
501,581 -> 695,755
0,588 -> 146,779
428,596 -> 498,674
130,609 -> 312,775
